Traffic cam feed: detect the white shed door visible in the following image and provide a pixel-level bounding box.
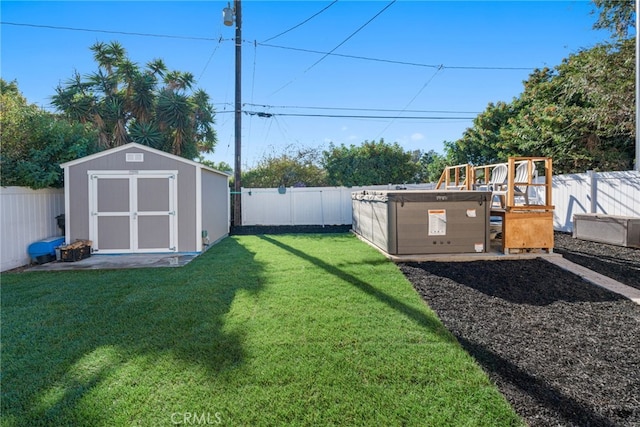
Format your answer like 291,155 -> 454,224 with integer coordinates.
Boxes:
88,171 -> 178,253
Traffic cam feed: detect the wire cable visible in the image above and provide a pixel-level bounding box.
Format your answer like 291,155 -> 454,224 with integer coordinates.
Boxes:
375,66 -> 444,138
270,0 -> 397,95
3,21 -> 537,71
244,111 -> 474,120
257,42 -> 536,71
1,21 -> 217,41
198,37 -> 224,81
304,0 -> 396,73
243,103 -> 480,114
246,40 -> 260,163
262,0 -> 339,43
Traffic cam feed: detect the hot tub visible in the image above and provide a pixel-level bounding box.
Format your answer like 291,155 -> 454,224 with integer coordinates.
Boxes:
352,190 -> 492,255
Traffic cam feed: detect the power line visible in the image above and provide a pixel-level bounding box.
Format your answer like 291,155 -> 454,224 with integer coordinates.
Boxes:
216,102 -> 480,116
304,0 -> 396,73
258,42 -> 537,71
198,37 -> 224,81
244,111 -> 474,120
3,21 -> 538,71
270,0 -> 397,95
0,21 -> 217,41
375,66 -> 444,139
242,102 -> 481,114
262,0 -> 339,43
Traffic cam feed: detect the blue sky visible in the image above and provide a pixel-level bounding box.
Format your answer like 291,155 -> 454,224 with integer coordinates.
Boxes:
1,1 -> 612,169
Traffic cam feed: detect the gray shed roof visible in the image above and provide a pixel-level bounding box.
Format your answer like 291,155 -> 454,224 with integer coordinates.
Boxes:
59,142 -> 230,177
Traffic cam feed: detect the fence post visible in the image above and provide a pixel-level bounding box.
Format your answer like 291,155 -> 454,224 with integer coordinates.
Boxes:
289,188 -> 294,225
320,190 -> 325,227
587,170 -> 597,214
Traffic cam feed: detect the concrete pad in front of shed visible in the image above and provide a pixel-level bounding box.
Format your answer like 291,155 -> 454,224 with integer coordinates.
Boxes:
27,253 -> 198,271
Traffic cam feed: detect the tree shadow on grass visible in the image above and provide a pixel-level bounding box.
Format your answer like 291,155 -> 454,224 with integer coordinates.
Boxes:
1,237 -> 264,426
257,235 -> 453,342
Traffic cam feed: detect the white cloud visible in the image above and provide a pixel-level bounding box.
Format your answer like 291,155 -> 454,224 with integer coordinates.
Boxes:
410,132 -> 425,141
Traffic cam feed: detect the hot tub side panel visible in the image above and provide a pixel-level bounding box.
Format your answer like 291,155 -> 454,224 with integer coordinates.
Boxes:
393,200 -> 490,254
351,195 -> 394,253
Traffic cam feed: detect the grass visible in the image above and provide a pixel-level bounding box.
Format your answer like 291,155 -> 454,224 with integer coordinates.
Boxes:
1,233 -> 522,426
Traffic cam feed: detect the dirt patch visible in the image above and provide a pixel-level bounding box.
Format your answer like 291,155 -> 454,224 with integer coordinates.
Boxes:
399,255 -> 640,426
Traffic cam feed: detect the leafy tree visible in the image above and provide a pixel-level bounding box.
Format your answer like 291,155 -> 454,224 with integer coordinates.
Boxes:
447,38 -> 634,173
418,149 -> 450,183
446,101 -> 523,166
242,146 -> 327,188
322,139 -> 420,186
407,149 -> 427,182
51,41 -> 217,159
199,158 -> 233,175
1,79 -> 99,188
501,40 -> 635,173
442,1 -> 636,173
592,0 -> 635,39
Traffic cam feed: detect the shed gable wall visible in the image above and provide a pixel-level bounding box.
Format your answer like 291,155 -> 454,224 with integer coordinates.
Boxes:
66,146 -> 198,251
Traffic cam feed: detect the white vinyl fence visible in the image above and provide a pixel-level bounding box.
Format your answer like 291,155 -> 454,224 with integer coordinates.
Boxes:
241,183 -> 436,226
552,170 -> 640,232
1,187 -> 65,272
241,172 -> 640,232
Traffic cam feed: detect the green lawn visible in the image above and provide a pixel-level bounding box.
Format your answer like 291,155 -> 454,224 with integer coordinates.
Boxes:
1,233 -> 522,426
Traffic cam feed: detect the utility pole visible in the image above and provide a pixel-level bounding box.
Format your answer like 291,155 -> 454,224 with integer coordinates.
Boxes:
224,0 -> 243,225
635,0 -> 640,171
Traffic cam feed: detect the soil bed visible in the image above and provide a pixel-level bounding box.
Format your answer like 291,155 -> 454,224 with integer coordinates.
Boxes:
399,233 -> 640,426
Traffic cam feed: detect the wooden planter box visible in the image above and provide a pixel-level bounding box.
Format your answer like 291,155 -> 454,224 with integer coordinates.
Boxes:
499,210 -> 554,254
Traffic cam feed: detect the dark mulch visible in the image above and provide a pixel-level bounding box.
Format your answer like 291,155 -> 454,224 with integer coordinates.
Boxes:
230,225 -> 352,235
399,254 -> 640,426
553,232 -> 640,290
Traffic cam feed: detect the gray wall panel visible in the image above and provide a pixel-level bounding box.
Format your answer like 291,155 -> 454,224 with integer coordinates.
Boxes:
201,169 -> 229,245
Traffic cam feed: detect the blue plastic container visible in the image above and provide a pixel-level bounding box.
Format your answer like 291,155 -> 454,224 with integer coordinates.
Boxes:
28,237 -> 65,264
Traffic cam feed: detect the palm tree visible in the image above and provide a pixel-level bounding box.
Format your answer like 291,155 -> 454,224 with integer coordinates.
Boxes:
191,89 -> 217,153
52,41 -> 217,158
164,71 -> 194,91
90,41 -> 125,79
146,59 -> 167,78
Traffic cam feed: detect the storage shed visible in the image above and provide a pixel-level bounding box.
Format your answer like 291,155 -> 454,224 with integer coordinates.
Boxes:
60,143 -> 230,254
